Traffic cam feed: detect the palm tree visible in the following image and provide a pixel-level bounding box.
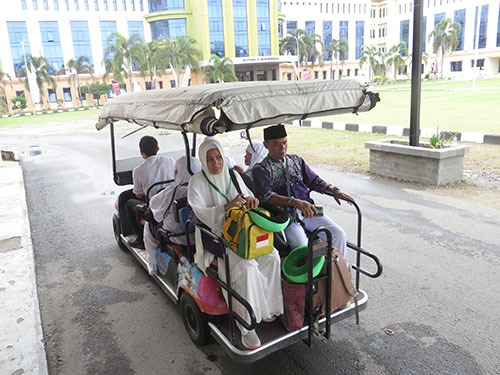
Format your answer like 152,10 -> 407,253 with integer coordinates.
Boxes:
428,18 -> 461,79
158,36 -> 202,88
0,68 -> 12,112
203,55 -> 238,83
302,33 -> 324,68
103,32 -> 146,92
280,29 -> 308,68
385,42 -> 408,82
67,56 -> 93,105
406,51 -> 429,79
359,45 -> 382,84
140,40 -> 169,89
18,55 -> 56,107
324,38 -> 347,79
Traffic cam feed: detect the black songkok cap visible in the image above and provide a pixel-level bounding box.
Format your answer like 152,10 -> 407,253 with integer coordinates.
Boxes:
264,124 -> 287,140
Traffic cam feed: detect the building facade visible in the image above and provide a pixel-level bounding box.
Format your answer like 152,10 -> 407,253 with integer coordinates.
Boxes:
1,0 -> 499,112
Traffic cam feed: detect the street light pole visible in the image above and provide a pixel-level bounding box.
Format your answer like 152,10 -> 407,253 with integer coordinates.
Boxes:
472,4 -> 482,89
290,34 -> 301,80
20,41 -> 28,73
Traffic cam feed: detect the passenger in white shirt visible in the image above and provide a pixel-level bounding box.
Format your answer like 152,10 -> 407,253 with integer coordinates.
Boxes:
126,136 -> 175,248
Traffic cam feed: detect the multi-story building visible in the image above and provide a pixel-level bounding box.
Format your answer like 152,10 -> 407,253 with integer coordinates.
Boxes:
282,0 -> 500,80
1,0 -> 499,112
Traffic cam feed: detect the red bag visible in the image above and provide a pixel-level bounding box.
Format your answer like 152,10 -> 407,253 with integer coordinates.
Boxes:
280,279 -> 306,331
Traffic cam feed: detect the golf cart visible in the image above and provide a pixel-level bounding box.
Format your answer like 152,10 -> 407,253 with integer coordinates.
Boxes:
96,79 -> 383,363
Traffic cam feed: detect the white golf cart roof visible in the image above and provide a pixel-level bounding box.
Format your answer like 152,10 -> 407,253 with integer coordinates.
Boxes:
96,79 -> 379,135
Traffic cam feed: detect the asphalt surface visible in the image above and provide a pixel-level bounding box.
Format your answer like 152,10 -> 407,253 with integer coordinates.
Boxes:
1,127 -> 499,374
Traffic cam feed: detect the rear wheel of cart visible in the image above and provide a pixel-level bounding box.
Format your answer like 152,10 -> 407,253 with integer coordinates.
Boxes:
180,292 -> 209,346
112,214 -> 127,251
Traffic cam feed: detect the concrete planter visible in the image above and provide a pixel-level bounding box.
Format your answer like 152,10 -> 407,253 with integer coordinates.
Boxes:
364,139 -> 470,186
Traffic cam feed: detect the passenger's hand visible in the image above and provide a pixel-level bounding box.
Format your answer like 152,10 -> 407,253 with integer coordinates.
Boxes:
332,189 -> 354,205
294,199 -> 317,219
233,164 -> 245,173
225,194 -> 247,211
245,196 -> 259,209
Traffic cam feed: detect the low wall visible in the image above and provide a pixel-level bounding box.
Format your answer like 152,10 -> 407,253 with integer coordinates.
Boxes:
364,139 -> 470,186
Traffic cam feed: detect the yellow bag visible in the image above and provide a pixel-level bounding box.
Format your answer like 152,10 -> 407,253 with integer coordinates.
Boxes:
222,207 -> 274,259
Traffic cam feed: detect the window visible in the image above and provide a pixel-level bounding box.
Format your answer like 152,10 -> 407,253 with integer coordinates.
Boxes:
149,0 -> 184,12
22,0 -> 28,10
122,0 -> 126,10
497,5 -> 500,47
139,0 -> 143,11
400,20 -> 409,51
112,0 -> 117,10
305,21 -> 315,35
84,0 -> 89,10
94,0 -> 98,10
450,61 -> 462,72
286,21 -> 297,34
100,20 -> 117,61
472,58 -> 485,70
48,89 -> 57,103
256,0 -> 271,56
151,18 -> 186,40
339,21 -> 348,59
32,0 -> 38,10
130,0 -> 135,11
40,21 -> 64,74
454,9 -> 465,51
233,0 -> 249,57
208,0 -> 225,57
74,0 -> 79,10
43,0 -> 49,9
103,0 -> 108,10
65,0 -> 69,10
63,88 -> 72,102
128,21 -> 144,40
434,12 -> 445,27
54,0 -> 59,10
71,21 -> 94,65
355,21 -> 364,59
7,21 -> 31,76
323,21 -> 332,59
478,5 -> 488,48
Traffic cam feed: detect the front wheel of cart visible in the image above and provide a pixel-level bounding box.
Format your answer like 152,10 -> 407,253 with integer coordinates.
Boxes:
180,292 -> 209,346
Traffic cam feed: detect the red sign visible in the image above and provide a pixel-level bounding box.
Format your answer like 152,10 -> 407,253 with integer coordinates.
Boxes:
111,80 -> 121,95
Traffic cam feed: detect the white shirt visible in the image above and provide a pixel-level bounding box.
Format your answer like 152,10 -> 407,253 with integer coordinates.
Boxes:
132,155 -> 176,198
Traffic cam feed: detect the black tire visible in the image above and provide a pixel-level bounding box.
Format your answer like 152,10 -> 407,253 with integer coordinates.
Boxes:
180,292 -> 209,346
112,214 -> 127,251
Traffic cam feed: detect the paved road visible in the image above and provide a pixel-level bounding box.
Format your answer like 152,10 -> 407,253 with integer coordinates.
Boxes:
3,127 -> 500,374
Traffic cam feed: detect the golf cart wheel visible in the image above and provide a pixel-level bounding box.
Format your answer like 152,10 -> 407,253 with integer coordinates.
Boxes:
180,292 -> 209,346
112,214 -> 127,251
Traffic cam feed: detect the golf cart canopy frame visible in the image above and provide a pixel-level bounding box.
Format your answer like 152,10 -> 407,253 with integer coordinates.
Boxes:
96,79 -> 379,136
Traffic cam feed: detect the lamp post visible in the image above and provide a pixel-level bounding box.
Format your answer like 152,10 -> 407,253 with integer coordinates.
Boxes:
472,4 -> 482,89
20,41 -> 28,73
289,34 -> 301,80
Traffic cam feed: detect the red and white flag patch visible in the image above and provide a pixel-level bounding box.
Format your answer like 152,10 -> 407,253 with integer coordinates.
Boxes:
255,233 -> 269,248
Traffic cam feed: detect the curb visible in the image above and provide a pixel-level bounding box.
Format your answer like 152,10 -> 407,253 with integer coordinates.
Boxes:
0,161 -> 48,375
1,106 -> 102,119
299,119 -> 499,145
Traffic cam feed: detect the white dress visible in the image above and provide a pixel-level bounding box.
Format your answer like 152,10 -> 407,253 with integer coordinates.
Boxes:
187,138 -> 283,333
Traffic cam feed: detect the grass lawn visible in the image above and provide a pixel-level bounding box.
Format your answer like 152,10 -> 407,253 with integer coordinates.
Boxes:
319,78 -> 500,134
282,126 -> 499,178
